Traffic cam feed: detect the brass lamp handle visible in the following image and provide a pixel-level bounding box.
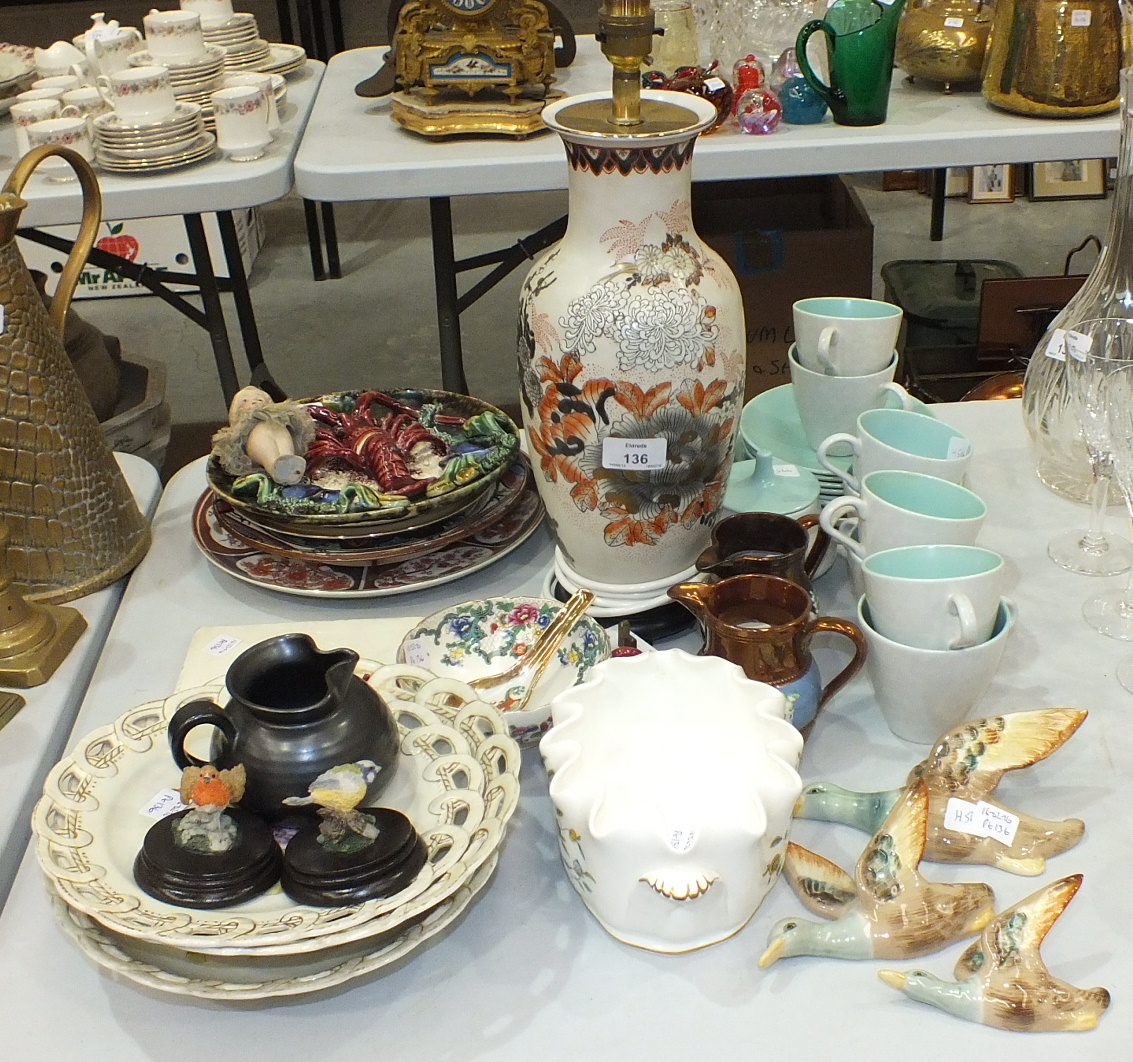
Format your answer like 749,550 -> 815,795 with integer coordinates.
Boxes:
2,145 -> 103,334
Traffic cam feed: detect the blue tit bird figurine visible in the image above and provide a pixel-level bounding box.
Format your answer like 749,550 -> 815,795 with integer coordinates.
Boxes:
795,708 -> 1086,875
283,759 -> 382,844
760,780 -> 995,967
879,874 -> 1111,1032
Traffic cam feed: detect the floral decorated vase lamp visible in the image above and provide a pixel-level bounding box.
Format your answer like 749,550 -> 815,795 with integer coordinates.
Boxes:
517,0 -> 745,616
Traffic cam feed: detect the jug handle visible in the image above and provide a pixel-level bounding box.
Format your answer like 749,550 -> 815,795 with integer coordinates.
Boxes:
167,699 -> 238,769
2,145 -> 102,335
797,513 -> 831,578
795,20 -> 842,107
809,616 -> 867,712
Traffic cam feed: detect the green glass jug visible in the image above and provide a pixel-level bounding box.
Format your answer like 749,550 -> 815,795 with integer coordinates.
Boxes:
796,0 -> 907,126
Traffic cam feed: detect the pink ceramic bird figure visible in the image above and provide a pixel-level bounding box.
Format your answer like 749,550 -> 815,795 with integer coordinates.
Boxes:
879,874 -> 1111,1032
760,780 -> 995,967
795,708 -> 1087,875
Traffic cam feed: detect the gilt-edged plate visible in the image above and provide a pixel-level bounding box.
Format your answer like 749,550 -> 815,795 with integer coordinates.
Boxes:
35,664 -> 520,954
207,388 -> 520,534
0,43 -> 35,113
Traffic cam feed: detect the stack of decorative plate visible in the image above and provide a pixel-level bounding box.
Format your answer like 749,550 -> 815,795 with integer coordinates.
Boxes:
35,664 -> 521,1000
0,42 -> 35,113
128,46 -> 225,126
257,42 -> 307,77
93,101 -> 216,173
195,388 -> 541,598
202,10 -> 259,48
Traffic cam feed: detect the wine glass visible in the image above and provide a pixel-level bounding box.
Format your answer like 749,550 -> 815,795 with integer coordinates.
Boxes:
1047,348 -> 1133,575
1084,360 -> 1133,656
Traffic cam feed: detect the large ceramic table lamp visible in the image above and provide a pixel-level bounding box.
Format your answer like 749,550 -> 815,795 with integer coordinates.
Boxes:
517,0 -> 745,618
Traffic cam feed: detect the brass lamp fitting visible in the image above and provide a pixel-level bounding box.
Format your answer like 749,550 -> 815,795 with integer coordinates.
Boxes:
596,0 -> 655,125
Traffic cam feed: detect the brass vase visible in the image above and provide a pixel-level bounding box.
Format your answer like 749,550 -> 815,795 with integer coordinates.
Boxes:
982,0 -> 1122,117
895,0 -> 991,92
1,146 -> 150,602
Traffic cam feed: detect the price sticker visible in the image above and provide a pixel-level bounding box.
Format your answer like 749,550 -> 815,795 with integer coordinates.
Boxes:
601,437 -> 667,471
1044,327 -> 1068,361
704,77 -> 727,92
401,639 -> 429,667
978,803 -> 1020,846
1071,9 -> 1092,26
0,306 -> 5,336
667,827 -> 696,853
773,462 -> 801,478
944,16 -> 964,27
943,797 -> 979,832
206,634 -> 241,656
943,798 -> 1019,846
141,788 -> 190,819
947,436 -> 972,460
1064,329 -> 1093,361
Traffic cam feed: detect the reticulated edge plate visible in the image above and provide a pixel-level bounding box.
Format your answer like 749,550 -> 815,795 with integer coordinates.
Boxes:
52,854 -> 497,1000
35,664 -> 520,954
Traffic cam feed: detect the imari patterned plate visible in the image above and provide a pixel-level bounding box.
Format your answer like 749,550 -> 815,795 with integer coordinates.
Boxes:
35,665 -> 520,955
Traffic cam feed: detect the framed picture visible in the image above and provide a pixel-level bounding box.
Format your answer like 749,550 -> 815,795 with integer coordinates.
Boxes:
968,164 -> 1015,204
1029,158 -> 1108,201
917,167 -> 970,197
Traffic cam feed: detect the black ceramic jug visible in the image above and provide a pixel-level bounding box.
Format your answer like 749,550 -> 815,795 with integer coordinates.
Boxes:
167,634 -> 400,820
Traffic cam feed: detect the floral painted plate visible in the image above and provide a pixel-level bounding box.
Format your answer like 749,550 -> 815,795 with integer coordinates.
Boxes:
207,388 -> 520,533
0,43 -> 35,113
192,473 -> 544,598
35,665 -> 520,954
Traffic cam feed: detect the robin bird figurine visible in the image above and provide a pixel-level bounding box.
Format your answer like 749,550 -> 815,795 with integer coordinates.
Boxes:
760,780 -> 995,967
172,763 -> 247,853
283,760 -> 382,845
879,874 -> 1111,1032
795,708 -> 1087,875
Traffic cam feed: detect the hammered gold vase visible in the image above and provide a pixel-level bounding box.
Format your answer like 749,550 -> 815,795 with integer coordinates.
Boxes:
1,146 -> 150,603
895,0 -> 991,92
982,0 -> 1122,117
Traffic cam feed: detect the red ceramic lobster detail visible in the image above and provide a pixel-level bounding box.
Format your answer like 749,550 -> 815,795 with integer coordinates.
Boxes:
304,391 -> 450,498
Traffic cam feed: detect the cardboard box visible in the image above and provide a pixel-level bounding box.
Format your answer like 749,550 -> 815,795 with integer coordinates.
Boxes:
18,208 -> 265,299
692,176 -> 874,400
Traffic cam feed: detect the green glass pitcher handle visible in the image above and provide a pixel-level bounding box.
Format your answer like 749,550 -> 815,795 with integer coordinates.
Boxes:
795,19 -> 845,108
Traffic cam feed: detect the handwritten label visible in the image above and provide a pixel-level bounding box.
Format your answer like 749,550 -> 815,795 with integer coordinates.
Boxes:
401,639 -> 428,667
1071,9 -> 1092,26
141,788 -> 190,819
943,16 -> 964,27
206,634 -> 241,655
943,797 -> 1019,846
773,462 -> 801,478
601,437 -> 667,471
667,827 -> 696,853
947,436 -> 972,460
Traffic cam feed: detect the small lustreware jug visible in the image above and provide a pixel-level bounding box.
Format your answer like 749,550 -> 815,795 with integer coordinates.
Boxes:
695,511 -> 829,594
168,634 -> 401,819
668,574 -> 866,730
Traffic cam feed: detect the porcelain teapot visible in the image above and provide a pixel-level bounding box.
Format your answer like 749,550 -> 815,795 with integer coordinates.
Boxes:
540,649 -> 803,952
74,13 -> 144,77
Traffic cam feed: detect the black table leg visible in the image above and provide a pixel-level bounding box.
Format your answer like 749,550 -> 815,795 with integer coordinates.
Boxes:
930,167 -> 947,242
304,198 -> 327,281
430,196 -> 469,394
183,212 -> 240,405
321,202 -> 341,279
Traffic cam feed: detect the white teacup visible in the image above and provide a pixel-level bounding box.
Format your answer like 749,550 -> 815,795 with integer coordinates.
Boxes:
211,85 -> 271,161
32,74 -> 83,95
793,296 -> 903,377
11,98 -> 63,156
25,116 -> 94,181
820,469 -> 987,560
818,407 -> 974,493
789,346 -> 913,453
97,66 -> 178,124
61,86 -> 113,125
17,87 -> 70,104
862,544 -> 1005,650
221,72 -> 280,132
181,0 -> 236,28
144,9 -> 206,63
858,596 -> 1017,743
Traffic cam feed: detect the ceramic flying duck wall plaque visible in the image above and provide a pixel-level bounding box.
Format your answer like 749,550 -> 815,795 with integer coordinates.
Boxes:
795,708 -> 1087,875
760,780 -> 995,967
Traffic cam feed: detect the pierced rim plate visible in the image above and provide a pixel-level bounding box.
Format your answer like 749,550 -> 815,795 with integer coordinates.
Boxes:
35,664 -> 520,954
53,854 -> 497,1000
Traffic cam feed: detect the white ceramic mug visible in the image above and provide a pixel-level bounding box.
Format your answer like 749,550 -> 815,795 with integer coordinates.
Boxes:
11,98 -> 63,156
861,544 -> 1005,650
858,596 -> 1017,743
211,85 -> 271,160
97,65 -> 178,123
820,469 -> 987,560
789,346 -> 913,453
221,72 -> 279,132
181,0 -> 236,28
25,116 -> 94,181
793,296 -> 903,376
818,407 -> 974,493
144,9 -> 206,63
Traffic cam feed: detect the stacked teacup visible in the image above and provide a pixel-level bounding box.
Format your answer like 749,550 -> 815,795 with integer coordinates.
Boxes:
130,9 -> 225,124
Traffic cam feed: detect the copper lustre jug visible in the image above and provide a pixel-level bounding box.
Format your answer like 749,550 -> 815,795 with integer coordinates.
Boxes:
1,146 -> 150,602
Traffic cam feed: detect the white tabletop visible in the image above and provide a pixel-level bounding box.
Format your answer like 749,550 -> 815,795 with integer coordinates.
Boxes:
0,452 -> 162,908
0,62 -> 324,228
294,42 -> 1121,203
0,399 -> 1129,1059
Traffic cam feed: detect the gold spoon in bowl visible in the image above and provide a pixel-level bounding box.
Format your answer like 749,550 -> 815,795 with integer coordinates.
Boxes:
469,588 -> 596,713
